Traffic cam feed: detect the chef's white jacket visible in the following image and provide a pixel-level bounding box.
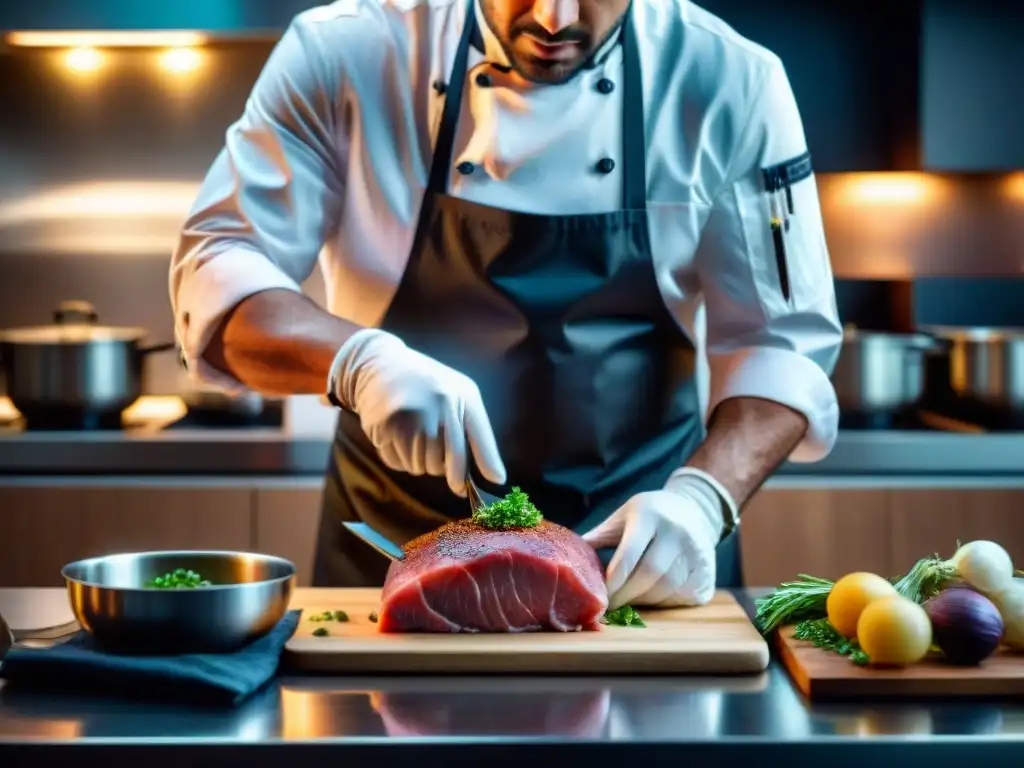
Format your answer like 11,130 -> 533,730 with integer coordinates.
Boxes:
169,0 -> 843,462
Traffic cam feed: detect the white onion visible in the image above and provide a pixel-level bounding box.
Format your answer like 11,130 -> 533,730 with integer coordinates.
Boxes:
950,540 -> 1015,595
989,582 -> 1024,650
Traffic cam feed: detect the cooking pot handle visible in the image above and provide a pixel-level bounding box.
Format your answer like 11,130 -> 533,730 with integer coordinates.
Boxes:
54,300 -> 98,325
916,332 -> 953,353
138,342 -> 178,356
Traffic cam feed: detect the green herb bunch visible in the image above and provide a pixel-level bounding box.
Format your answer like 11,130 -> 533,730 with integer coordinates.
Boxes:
472,486 -> 543,530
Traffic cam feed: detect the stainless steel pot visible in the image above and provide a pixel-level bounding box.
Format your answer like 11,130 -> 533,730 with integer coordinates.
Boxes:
831,326 -> 948,414
921,326 -> 1024,411
0,300 -> 175,424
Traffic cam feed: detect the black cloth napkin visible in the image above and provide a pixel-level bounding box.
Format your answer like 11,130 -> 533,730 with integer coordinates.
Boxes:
0,610 -> 300,707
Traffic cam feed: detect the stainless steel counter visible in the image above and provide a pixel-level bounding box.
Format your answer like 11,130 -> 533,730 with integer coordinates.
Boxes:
0,428 -> 1022,477
2,589 -> 1022,766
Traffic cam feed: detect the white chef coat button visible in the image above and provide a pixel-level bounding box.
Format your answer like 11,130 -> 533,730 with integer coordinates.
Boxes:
475,73 -> 492,87
432,80 -> 447,94
596,78 -> 614,94
456,161 -> 475,175
596,157 -> 616,174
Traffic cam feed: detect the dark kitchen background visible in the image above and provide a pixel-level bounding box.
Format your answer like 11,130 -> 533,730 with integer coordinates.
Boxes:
1,0 -> 1023,393
0,0 -> 1023,593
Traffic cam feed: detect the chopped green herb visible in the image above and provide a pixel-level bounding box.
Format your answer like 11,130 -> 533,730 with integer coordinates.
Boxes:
602,605 -> 646,628
312,627 -> 329,637
369,611 -> 379,623
308,609 -> 350,623
146,568 -> 212,589
472,486 -> 543,530
793,618 -> 869,666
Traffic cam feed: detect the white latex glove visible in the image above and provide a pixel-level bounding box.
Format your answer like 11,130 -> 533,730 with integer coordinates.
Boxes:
329,328 -> 506,496
582,469 -> 736,609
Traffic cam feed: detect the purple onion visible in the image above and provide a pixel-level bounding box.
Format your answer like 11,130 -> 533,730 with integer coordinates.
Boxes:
924,587 -> 1003,665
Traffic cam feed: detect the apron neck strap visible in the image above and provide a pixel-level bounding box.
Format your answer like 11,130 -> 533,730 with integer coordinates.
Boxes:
429,0 -> 648,212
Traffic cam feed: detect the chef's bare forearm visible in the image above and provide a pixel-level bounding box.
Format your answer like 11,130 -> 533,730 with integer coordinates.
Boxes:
204,289 -> 363,396
685,397 -> 808,508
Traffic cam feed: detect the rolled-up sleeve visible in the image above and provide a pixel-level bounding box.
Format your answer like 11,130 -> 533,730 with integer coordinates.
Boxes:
169,17 -> 344,389
695,59 -> 842,462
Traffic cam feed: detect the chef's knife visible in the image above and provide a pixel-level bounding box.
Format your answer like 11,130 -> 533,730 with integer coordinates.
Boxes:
343,522 -> 405,562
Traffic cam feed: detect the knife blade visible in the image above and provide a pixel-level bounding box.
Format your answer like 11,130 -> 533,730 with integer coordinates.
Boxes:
342,522 -> 405,562
465,443 -> 503,514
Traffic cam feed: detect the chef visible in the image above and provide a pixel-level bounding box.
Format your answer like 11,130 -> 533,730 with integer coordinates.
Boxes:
170,0 -> 842,609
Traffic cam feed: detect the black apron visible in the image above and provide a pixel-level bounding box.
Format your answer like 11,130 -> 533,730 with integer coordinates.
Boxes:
313,1 -> 743,590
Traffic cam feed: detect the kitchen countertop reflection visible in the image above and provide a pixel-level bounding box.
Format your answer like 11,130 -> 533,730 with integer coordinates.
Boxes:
2,671 -> 1020,742
3,591 -> 1024,762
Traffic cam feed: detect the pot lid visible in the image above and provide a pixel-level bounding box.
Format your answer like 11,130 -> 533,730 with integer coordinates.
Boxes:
0,300 -> 148,344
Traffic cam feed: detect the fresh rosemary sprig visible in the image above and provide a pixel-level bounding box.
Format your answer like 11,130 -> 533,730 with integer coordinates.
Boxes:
754,574 -> 833,633
793,618 -> 869,666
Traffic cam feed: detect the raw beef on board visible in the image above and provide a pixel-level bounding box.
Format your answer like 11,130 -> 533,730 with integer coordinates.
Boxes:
378,519 -> 609,633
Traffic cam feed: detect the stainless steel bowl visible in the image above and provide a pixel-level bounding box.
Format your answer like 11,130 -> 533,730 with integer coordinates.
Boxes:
61,551 -> 296,654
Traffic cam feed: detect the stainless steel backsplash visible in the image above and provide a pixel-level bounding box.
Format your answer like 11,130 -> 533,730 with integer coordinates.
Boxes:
1,43 -> 1022,394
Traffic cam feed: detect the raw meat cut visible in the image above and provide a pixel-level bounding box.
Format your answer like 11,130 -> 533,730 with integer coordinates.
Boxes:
378,519 -> 609,633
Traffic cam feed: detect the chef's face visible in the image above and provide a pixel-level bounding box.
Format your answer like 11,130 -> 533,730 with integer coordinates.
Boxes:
481,0 -> 630,84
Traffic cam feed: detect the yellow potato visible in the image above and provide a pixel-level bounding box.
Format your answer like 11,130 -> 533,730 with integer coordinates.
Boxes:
857,595 -> 933,667
826,571 -> 898,639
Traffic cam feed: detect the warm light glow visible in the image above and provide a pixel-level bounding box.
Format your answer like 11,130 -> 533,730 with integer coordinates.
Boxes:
0,181 -> 200,255
280,688 -> 326,740
64,47 -> 104,73
836,173 -> 950,206
0,181 -> 199,224
1002,172 -> 1024,204
6,30 -> 208,48
159,46 -> 204,74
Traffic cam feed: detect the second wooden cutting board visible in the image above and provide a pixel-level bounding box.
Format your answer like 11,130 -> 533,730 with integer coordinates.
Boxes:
777,624 -> 1024,699
283,588 -> 769,675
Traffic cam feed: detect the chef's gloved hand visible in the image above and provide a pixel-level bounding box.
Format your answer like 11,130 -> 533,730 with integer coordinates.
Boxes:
329,328 -> 506,496
582,468 -> 737,609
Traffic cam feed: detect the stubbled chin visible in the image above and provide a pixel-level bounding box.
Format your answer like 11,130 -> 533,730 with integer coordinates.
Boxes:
510,56 -> 582,85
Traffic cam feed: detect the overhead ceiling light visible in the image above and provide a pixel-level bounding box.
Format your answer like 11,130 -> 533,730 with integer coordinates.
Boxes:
159,46 -> 204,74
63,46 -> 104,73
5,30 -> 208,48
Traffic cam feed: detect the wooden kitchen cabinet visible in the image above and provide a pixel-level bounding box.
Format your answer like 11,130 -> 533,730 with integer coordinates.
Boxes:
254,483 -> 325,587
740,488 -> 892,586
697,0 -> 921,171
744,486 -> 1024,588
0,484 -> 252,587
888,489 -> 1024,575
921,0 -> 1024,170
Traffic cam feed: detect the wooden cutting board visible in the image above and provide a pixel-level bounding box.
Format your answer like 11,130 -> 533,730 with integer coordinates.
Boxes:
777,624 -> 1024,699
283,588 -> 769,674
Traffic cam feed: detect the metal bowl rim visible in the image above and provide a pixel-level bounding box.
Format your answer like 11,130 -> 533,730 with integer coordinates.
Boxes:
60,549 -> 297,592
